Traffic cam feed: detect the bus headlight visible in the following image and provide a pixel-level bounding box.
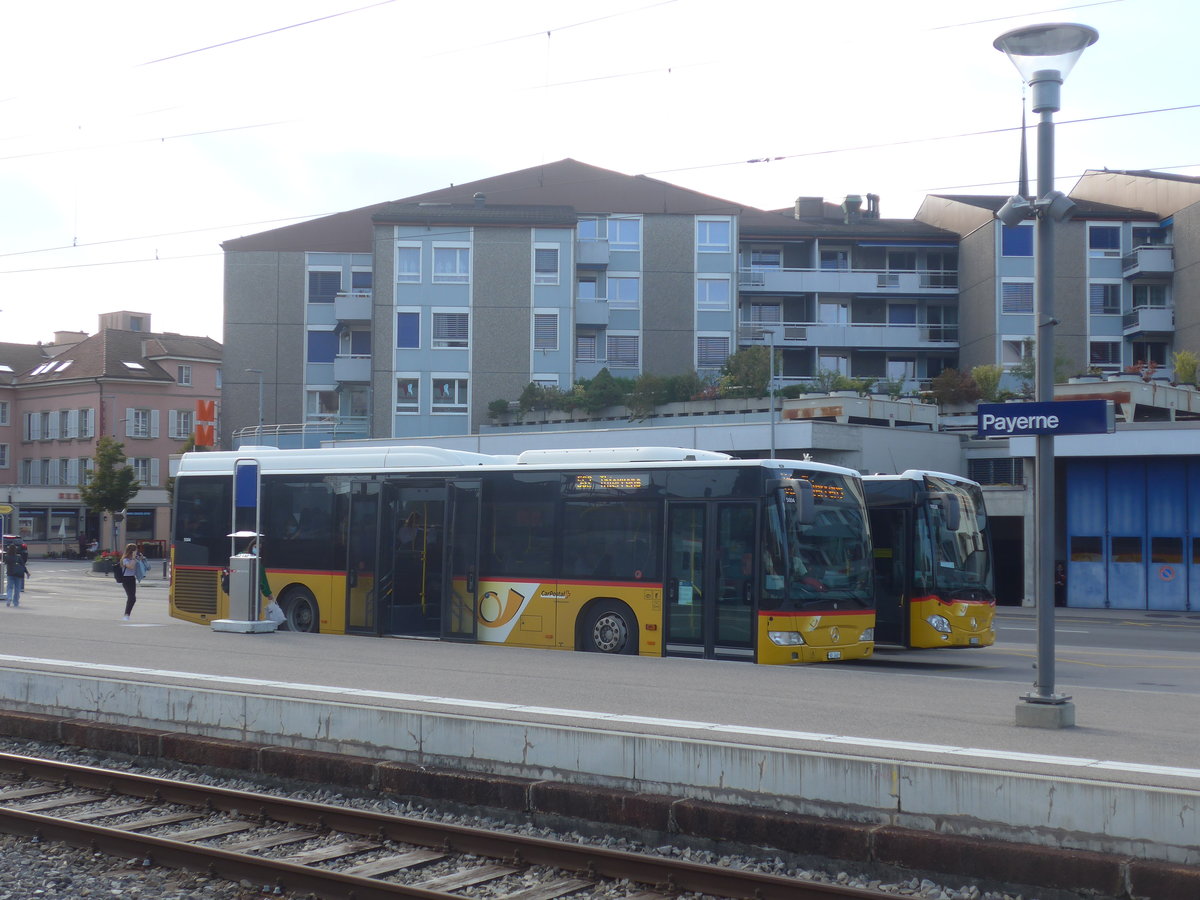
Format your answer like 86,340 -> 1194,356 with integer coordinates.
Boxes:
860,627 -> 874,642
768,631 -> 807,646
926,614 -> 952,634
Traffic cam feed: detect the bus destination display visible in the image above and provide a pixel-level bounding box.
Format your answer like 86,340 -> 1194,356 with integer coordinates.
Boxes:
569,472 -> 650,494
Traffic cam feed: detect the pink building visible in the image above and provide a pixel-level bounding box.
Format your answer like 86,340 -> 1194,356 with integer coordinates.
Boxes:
0,312 -> 221,557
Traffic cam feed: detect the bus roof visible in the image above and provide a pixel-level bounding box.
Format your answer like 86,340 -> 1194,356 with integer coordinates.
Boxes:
176,445 -> 862,479
862,469 -> 982,488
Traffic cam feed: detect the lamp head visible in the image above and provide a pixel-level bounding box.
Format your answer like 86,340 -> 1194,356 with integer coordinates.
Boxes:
1038,190 -> 1077,223
994,23 -> 1097,112
996,195 -> 1033,227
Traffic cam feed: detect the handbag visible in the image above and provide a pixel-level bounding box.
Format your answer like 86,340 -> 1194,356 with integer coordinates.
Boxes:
112,560 -> 124,582
135,557 -> 149,582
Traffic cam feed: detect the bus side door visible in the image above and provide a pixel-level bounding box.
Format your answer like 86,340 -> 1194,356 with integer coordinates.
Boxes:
443,479 -> 482,642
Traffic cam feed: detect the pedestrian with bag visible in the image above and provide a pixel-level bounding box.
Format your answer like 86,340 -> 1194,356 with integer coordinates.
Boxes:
118,542 -> 145,621
4,545 -> 28,607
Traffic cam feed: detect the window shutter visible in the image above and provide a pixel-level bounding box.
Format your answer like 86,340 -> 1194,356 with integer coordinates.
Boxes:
534,314 -> 558,350
150,409 -> 160,439
151,458 -> 161,486
126,409 -> 135,437
67,459 -> 79,485
697,337 -> 731,368
169,409 -> 180,439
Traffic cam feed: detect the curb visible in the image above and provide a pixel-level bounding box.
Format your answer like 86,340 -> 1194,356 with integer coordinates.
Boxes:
0,709 -> 1195,900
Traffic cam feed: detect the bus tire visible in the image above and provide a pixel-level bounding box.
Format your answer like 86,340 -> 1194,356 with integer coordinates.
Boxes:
582,602 -> 636,655
282,587 -> 319,633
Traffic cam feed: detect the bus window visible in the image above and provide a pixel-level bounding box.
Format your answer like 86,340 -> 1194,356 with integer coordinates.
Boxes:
482,500 -> 555,578
175,476 -> 229,566
562,501 -> 661,581
264,478 -> 337,571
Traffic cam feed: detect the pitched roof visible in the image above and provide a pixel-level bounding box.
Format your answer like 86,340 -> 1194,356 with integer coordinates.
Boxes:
372,202 -> 579,228
15,329 -> 221,386
739,206 -> 958,242
924,193 -> 1158,219
222,159 -> 751,252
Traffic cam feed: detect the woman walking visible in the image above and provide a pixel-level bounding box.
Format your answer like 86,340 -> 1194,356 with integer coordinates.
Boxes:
4,545 -> 28,607
119,543 -> 144,621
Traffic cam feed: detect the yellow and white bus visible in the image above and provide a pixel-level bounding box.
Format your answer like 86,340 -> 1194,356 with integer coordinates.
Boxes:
171,445 -> 874,664
863,470 -> 996,649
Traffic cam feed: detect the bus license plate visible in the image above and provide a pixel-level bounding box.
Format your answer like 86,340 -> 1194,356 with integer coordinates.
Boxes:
827,650 -> 842,660
969,637 -> 980,646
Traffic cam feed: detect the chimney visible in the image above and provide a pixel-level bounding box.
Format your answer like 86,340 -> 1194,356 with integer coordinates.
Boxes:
473,192 -> 486,207
865,193 -> 880,219
841,194 -> 863,224
794,196 -> 824,219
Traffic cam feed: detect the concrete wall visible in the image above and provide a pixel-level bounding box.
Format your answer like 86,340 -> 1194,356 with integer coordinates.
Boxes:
3,666 -> 1195,866
642,214 -> 695,375
472,227 -> 533,431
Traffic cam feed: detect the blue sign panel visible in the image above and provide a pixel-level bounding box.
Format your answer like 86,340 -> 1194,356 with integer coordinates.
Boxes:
234,460 -> 260,509
977,400 -> 1113,437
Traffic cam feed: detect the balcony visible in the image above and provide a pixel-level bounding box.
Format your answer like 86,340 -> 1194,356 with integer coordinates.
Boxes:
738,267 -> 957,295
1122,306 -> 1174,336
576,239 -> 610,268
575,299 -> 610,326
739,321 -> 958,350
333,354 -> 371,382
1121,246 -> 1173,280
234,419 -> 369,450
334,290 -> 372,322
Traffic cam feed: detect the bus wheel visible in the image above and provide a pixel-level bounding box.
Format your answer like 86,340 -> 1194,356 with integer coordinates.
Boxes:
584,603 -> 635,654
282,588 -> 319,633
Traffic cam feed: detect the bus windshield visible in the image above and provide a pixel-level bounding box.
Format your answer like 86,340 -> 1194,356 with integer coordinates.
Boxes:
921,476 -> 993,600
762,473 -> 872,610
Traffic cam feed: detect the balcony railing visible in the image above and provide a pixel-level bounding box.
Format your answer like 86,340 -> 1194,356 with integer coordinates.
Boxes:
739,320 -> 958,349
1121,245 -> 1173,279
1122,305 -> 1174,335
333,354 -> 371,382
333,290 -> 372,322
234,418 -> 370,450
738,267 -> 957,293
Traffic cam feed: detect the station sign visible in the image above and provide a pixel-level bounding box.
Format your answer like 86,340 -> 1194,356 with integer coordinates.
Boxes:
977,399 -> 1114,437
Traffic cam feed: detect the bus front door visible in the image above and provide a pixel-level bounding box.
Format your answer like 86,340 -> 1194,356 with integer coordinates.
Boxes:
344,481 -> 380,635
443,479 -> 482,642
665,502 -> 756,661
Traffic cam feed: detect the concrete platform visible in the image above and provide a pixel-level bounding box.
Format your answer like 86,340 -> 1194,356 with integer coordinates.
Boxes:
0,560 -> 1197,888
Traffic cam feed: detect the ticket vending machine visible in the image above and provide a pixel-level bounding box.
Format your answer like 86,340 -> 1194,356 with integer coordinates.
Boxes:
212,459 -> 277,634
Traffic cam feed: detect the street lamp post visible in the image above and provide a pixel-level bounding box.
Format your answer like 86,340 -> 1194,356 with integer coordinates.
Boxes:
245,368 -> 264,438
994,23 -> 1097,729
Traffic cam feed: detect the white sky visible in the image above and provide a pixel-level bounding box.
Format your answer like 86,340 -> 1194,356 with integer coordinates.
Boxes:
1,0 -> 1196,347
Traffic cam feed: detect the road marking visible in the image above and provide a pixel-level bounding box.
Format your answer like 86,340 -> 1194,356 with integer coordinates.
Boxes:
1003,626 -> 1090,633
0,654 -> 1198,783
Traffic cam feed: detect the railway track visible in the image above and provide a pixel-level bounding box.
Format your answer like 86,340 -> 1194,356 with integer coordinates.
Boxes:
0,750 -> 899,900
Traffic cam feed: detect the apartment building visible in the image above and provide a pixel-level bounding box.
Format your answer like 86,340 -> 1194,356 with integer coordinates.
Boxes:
0,313 -> 221,554
221,158 -> 962,446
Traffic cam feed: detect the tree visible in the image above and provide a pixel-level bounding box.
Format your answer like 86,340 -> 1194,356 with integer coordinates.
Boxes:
929,368 -> 981,407
720,346 -> 771,399
971,364 -> 1006,402
80,437 -> 141,552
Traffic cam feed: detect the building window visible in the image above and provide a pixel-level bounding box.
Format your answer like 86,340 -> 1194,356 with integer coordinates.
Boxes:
576,275 -> 598,300
431,377 -> 468,413
577,217 -> 604,241
696,276 -> 731,311
607,275 -> 639,309
534,313 -> 558,351
576,333 -> 598,362
177,364 -> 192,386
308,269 -> 341,302
1001,281 -> 1034,314
1089,341 -> 1121,367
534,246 -> 560,285
747,248 -> 781,269
696,335 -> 730,369
0,444 -> 8,468
0,401 -> 8,426
968,457 -> 1024,486
351,270 -> 373,291
747,303 -> 782,324
396,376 -> 420,414
888,303 -> 917,325
129,316 -> 145,332
1002,339 -> 1032,366
697,218 -> 731,253
432,245 -> 470,283
169,409 -> 194,439
396,311 -> 420,349
396,244 -> 421,283
1132,341 -> 1168,366
78,408 -> 94,438
1132,283 -> 1168,308
1132,226 -> 1168,247
608,217 -> 641,252
40,411 -> 52,440
1001,224 -> 1033,256
58,459 -> 70,486
1088,225 -> 1121,258
306,390 -> 339,421
1089,283 -> 1121,315
128,409 -> 152,438
887,251 -> 917,271
887,357 -> 916,381
606,333 -> 639,369
132,458 -> 151,485
59,410 -> 71,439
818,354 -> 848,375
820,248 -> 849,270
432,312 -> 469,348
819,301 -> 848,324
307,330 -> 338,363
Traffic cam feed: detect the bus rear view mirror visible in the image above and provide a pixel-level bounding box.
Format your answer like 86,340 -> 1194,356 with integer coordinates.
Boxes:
771,478 -> 815,525
928,492 -> 961,531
